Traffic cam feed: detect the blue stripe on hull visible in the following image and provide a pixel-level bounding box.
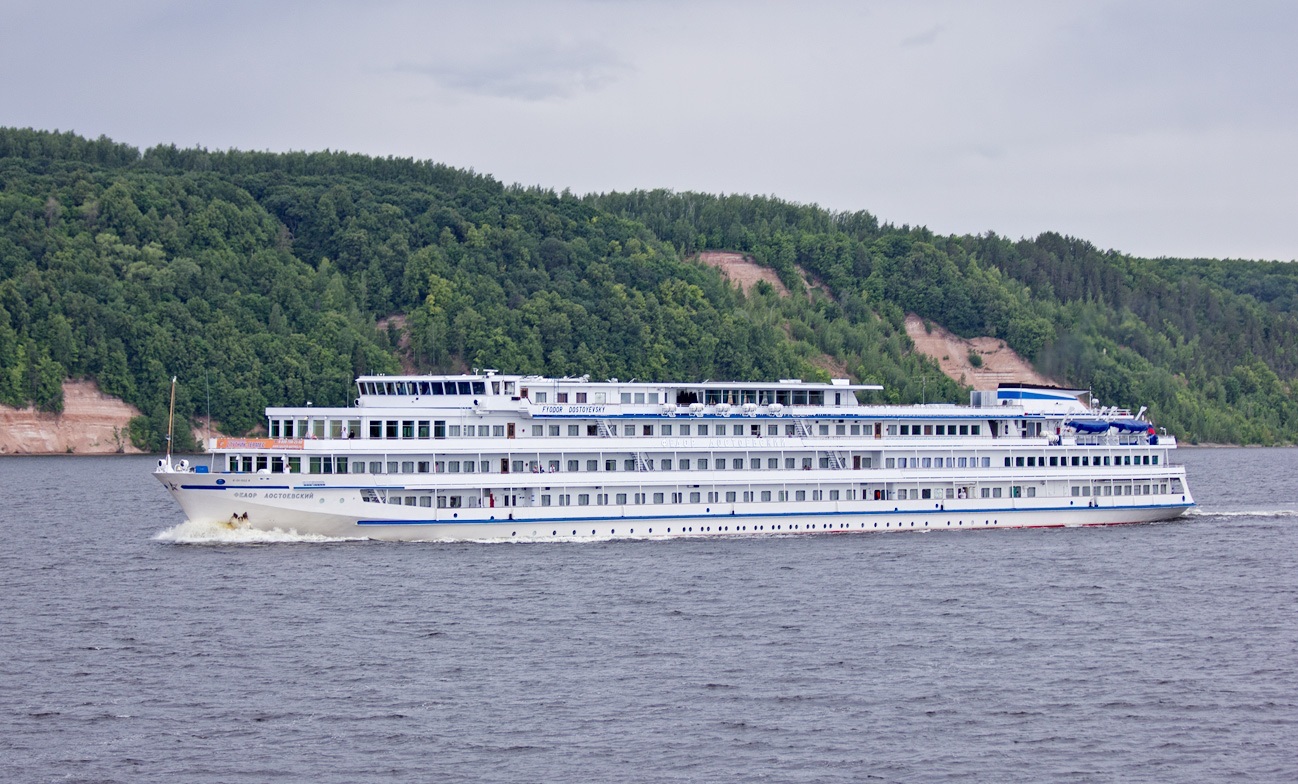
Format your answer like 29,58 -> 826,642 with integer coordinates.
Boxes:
356,502 -> 1193,527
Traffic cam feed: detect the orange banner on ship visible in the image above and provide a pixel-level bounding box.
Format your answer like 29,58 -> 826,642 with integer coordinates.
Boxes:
214,438 -> 305,450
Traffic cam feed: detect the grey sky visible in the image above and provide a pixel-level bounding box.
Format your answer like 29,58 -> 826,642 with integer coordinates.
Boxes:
3,0 -> 1295,260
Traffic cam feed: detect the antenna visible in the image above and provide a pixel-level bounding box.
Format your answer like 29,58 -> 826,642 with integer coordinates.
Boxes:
206,368 -> 213,470
165,376 -> 177,463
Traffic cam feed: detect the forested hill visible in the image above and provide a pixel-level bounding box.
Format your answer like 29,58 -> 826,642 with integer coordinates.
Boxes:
1,128 -> 1296,446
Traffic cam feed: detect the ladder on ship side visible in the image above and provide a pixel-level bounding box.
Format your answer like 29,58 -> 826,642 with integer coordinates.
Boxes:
795,419 -> 813,438
824,451 -> 848,470
598,420 -> 617,438
634,452 -> 655,472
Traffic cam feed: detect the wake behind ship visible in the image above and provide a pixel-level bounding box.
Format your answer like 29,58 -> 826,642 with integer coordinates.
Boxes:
155,373 -> 1193,541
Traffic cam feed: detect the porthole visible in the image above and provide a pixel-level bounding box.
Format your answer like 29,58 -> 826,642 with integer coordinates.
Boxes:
512,532 -> 516,536
592,530 -> 596,535
630,529 -> 634,534
552,530 -> 557,535
572,530 -> 576,535
612,530 -> 616,535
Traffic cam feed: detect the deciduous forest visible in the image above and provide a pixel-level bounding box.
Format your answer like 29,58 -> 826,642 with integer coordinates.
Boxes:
2,128 -> 1295,445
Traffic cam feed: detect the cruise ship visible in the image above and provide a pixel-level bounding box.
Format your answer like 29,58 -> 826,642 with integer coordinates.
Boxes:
154,372 -> 1194,541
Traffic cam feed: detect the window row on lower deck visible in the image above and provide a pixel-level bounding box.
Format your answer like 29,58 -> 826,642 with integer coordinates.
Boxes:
361,478 -> 1179,508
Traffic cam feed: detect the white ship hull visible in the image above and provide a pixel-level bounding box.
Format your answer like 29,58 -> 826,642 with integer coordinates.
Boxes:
157,473 -> 1192,542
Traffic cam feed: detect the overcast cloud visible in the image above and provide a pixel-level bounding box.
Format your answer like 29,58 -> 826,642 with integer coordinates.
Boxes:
2,0 -> 1294,260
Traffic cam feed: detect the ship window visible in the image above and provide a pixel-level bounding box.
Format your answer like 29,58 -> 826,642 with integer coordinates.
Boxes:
541,495 -> 551,506
567,460 -> 578,472
812,490 -> 823,500
972,425 -> 981,435
726,491 -> 737,502
557,393 -> 569,403
642,425 -> 653,436
605,459 -> 617,471
751,459 -> 760,470
661,459 -> 672,470
980,487 -> 990,498
698,424 -> 709,435
417,461 -> 430,473
1015,457 -> 1024,467
660,424 -> 673,436
624,459 -> 636,471
819,424 -> 830,435
795,490 -> 806,501
445,425 -> 459,437
400,421 -> 413,439
1049,456 -> 1058,467
466,461 -> 478,474
900,425 -> 910,435
616,493 -> 627,504
766,458 -> 776,469
534,392 -> 546,403
716,458 -> 727,470
802,457 -> 813,469
653,493 -> 664,504
532,425 -> 543,437
576,392 -> 587,403
981,457 -> 990,467
586,460 -> 598,472
992,487 -> 1002,498
472,382 -> 485,395
492,425 -> 504,437
697,458 -> 709,470
621,424 -> 633,436
456,382 -> 472,395
923,457 -> 933,468
621,392 -> 632,404
567,424 -> 579,437
427,382 -> 443,395
578,494 -> 589,505
270,420 -> 280,438
448,461 -> 460,473
558,494 -> 570,506
549,460 -> 560,473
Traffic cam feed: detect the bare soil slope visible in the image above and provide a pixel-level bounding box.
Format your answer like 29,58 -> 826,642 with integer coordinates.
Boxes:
904,314 -> 1060,391
696,252 -> 790,296
0,380 -> 142,455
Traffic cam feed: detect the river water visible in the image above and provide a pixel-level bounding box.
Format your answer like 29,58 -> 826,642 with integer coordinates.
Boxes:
2,448 -> 1295,782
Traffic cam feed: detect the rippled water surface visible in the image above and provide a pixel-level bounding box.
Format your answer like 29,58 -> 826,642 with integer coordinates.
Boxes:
2,449 -> 1296,782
